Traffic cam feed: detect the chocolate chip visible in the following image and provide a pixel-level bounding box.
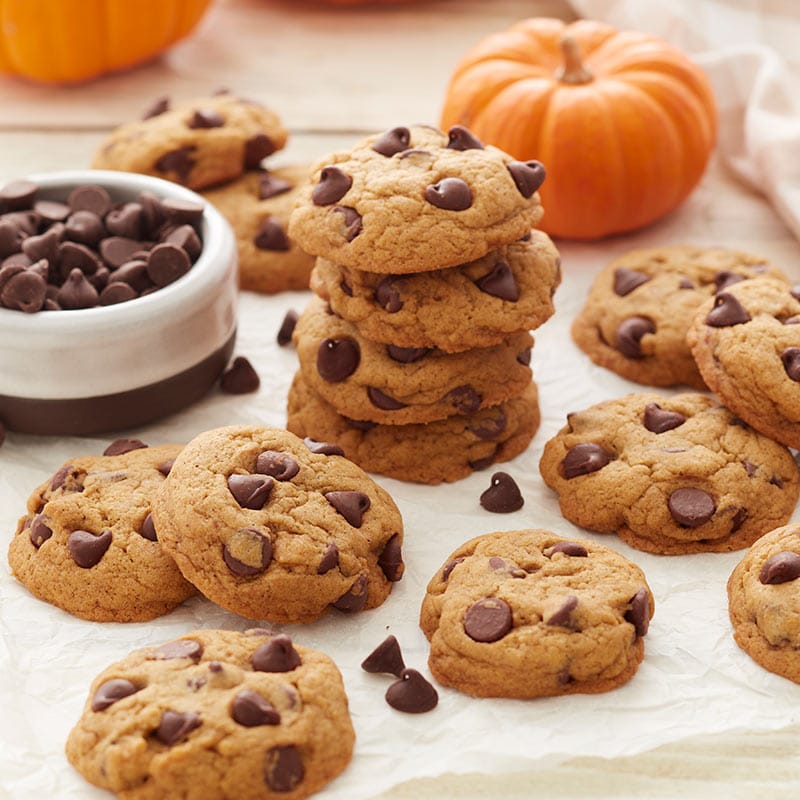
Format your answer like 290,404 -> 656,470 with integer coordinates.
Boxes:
731,507 -> 748,532
616,316 -> 655,358
55,268 -> 97,309
155,146 -> 197,183
34,199 -> 70,224
1,269 -> 46,312
343,416 -> 376,431
140,513 -> 158,541
156,710 -> 202,746
161,198 -> 204,227
625,588 -> 650,637
706,292 -> 750,327
424,178 -> 472,211
146,242 -> 191,287
742,460 -> 758,477
448,385 -> 481,414
325,491 -> 370,527
783,315 -> 800,325
447,125 -> 484,151
470,410 -> 506,440
372,126 -> 411,156
643,403 -> 686,433
0,220 -> 25,259
361,634 -> 405,676
223,527 -> 273,575
99,237 -> 144,269
332,573 -> 369,612
252,634 -> 301,672
476,260 -> 519,301
546,541 -> 588,558
679,277 -> 695,289
231,689 -> 280,727
317,338 -> 360,382
759,551 -> 800,584
312,166 -> 352,206
464,597 -> 513,642
562,442 -> 612,478
220,356 -> 260,394
142,96 -> 170,119
770,475 -> 784,488
153,639 -> 203,661
68,185 -> 111,217
64,210 -> 104,246
104,438 -> 147,456
99,280 -> 137,306
668,488 -> 715,527
378,533 -> 404,581
782,348 -> 800,382
317,542 -> 339,574
546,595 -> 578,627
0,179 -> 37,210
254,216 -> 290,251
258,172 -> 292,200
188,109 -> 224,129
91,679 -> 138,712
304,437 -> 344,456
375,277 -> 402,312
50,464 -> 74,491
385,668 -> 439,713
442,557 -> 465,581
368,386 -> 407,410
340,279 -> 353,296
104,203 -> 143,240
60,241 -> 102,276
613,268 -> 650,296
468,451 -> 497,471
333,205 -> 362,241
506,160 -> 546,197
22,228 -> 59,263
713,270 -> 746,293
480,472 -> 524,513
3,210 -> 38,234
516,346 -> 532,366
264,745 -> 304,793
386,344 -> 429,362
256,451 -> 300,480
488,556 -> 526,578
227,475 -> 273,510
277,309 -> 298,346
66,529 -> 112,568
156,459 -> 174,477
29,514 -> 53,548
244,134 -> 275,169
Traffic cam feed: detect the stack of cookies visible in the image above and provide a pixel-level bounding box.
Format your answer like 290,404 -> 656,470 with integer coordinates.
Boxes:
285,124 -> 560,484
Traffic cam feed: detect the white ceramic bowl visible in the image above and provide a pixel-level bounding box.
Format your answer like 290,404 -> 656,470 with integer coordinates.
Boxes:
0,170 -> 238,435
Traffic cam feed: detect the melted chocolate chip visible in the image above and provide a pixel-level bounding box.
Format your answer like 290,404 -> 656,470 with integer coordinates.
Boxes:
479,471 -> 524,513
464,597 -> 513,642
188,109 -> 224,129
264,745 -> 304,793
378,533 -> 404,581
706,292 -> 751,327
277,309 -> 298,346
545,541 -> 588,558
155,146 -> 196,183
668,488 -> 716,527
613,268 -> 651,296
731,507 -> 748,532
156,710 -> 202,746
304,437 -> 344,456
340,279 -> 353,296
470,410 -> 506,440
258,172 -> 293,200
386,344 -> 429,363
66,529 -> 112,568
227,475 -> 273,510
743,460 -> 758,477
252,634 -> 301,672
312,166 -> 352,206
91,679 -> 138,712
643,403 -> 686,433
256,451 -> 300,481
385,668 -> 439,713
625,588 -> 650,637
332,574 -> 368,612
447,125 -> 484,151
616,316 -> 655,358
140,513 -> 158,541
368,386 -> 407,410
325,491 -> 370,527
442,557 -> 465,581
424,178 -> 472,211
546,595 -> 578,627
488,556 -> 526,578
476,260 -> 519,301
375,277 -> 402,312
220,356 -> 260,394
142,96 -> 169,119
104,438 -> 148,456
254,217 -> 290,251
713,271 -> 746,293
317,542 -> 339,574
782,348 -> 800,382
153,639 -> 204,661
506,160 -> 546,197
157,459 -> 174,476
361,634 -> 405,676
29,514 -> 53,548
243,134 -> 276,168
448,385 -> 481,414
317,338 -> 360,382
333,205 -> 362,241
759,551 -> 800,584
372,126 -> 411,156
343,416 -> 376,431
231,690 -> 280,727
561,442 -> 611,478
222,528 -> 273,575
516,346 -> 532,366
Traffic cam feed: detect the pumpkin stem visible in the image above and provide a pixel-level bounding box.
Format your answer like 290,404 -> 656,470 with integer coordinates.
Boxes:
555,36 -> 594,85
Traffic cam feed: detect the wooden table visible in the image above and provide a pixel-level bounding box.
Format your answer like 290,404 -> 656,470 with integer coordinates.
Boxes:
2,1 -> 800,797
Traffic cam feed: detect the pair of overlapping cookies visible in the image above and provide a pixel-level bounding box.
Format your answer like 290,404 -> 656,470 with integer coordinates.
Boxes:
284,124 -> 561,484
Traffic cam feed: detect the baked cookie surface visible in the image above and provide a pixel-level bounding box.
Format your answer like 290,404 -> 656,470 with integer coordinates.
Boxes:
539,392 -> 800,555
202,164 -> 315,294
310,229 -> 560,353
294,295 -> 533,425
7,444 -> 195,622
687,277 -> 800,449
92,95 -> 288,191
151,425 -> 404,623
286,372 -> 540,484
419,529 -> 653,698
571,246 -> 786,389
66,628 -> 354,800
288,124 -> 544,273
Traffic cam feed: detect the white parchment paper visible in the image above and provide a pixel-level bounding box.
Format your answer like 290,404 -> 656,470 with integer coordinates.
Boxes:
2,162 -> 800,800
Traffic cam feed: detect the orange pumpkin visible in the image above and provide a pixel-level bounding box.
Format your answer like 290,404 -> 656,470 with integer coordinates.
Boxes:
0,0 -> 213,84
441,18 -> 717,240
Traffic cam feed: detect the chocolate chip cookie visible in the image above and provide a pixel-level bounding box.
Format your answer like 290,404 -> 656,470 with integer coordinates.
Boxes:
7,444 -> 195,622
286,372 -> 540,484
288,124 -> 545,273
728,523 -> 800,683
202,164 -> 315,294
539,392 -> 800,555
420,529 -> 653,698
151,425 -> 404,623
66,628 -> 354,799
571,246 -> 787,389
687,277 -> 800,449
294,295 -> 534,425
92,95 -> 288,191
310,228 -> 560,353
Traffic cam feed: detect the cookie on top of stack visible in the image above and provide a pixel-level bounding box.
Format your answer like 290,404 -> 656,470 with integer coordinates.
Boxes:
286,124 -> 560,484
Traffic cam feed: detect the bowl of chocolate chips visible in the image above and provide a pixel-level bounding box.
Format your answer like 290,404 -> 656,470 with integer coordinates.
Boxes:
0,170 -> 237,435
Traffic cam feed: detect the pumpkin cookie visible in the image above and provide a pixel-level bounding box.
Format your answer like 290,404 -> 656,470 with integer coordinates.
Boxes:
728,523 -> 800,683
286,372 -> 540,484
294,295 -> 533,425
687,277 -> 800,449
92,94 -> 288,191
420,529 -> 653,698
310,229 -> 560,353
66,628 -> 354,800
539,392 -> 800,555
288,124 -> 545,273
571,246 -> 787,389
202,164 -> 315,294
151,425 -> 404,623
7,444 -> 195,622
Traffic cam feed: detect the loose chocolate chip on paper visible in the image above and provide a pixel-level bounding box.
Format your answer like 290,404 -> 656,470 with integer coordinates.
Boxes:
317,338 -> 360,382
624,588 -> 651,637
372,126 -> 411,156
317,542 -> 339,574
252,634 -> 302,672
385,668 -> 439,713
227,475 -> 274,510
506,160 -> 546,197
546,595 -> 579,627
67,529 -> 113,568
616,316 -> 655,358
424,177 -> 472,211
782,348 -> 800,382
480,471 -> 524,513
378,533 -> 404,581
243,133 -> 275,169
256,451 -> 300,480
264,745 -> 304,793
91,679 -> 138,712
361,634 -> 405,676
643,403 -> 686,433
545,541 -> 588,558
561,442 -> 612,479
464,597 -> 513,643
447,125 -> 484,151
332,574 -> 369,612
613,268 -> 650,297
304,437 -> 344,456
156,710 -> 202,746
104,438 -> 148,456
188,109 -> 224,129
153,639 -> 204,661
231,690 -> 280,727
254,217 -> 290,251
258,172 -> 293,200
220,356 -> 260,394
277,309 -> 298,346
312,166 -> 352,206
759,551 -> 800,585
476,260 -> 519,301
325,491 -> 370,527
706,292 -> 750,327
668,488 -> 716,527
139,513 -> 158,541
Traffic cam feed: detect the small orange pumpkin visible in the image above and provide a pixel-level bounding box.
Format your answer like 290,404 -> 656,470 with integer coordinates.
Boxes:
0,0 -> 213,84
441,18 -> 717,240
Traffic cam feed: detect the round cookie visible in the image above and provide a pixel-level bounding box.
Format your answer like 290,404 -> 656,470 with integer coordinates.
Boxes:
286,372 -> 540,484
66,628 -> 354,799
151,425 -> 404,623
7,444 -> 195,622
687,277 -> 800,449
288,124 -> 545,274
202,164 -> 315,294
571,246 -> 787,389
728,523 -> 800,683
539,392 -> 800,555
92,94 -> 288,191
294,295 -> 534,425
420,529 -> 653,698
310,229 -> 560,353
